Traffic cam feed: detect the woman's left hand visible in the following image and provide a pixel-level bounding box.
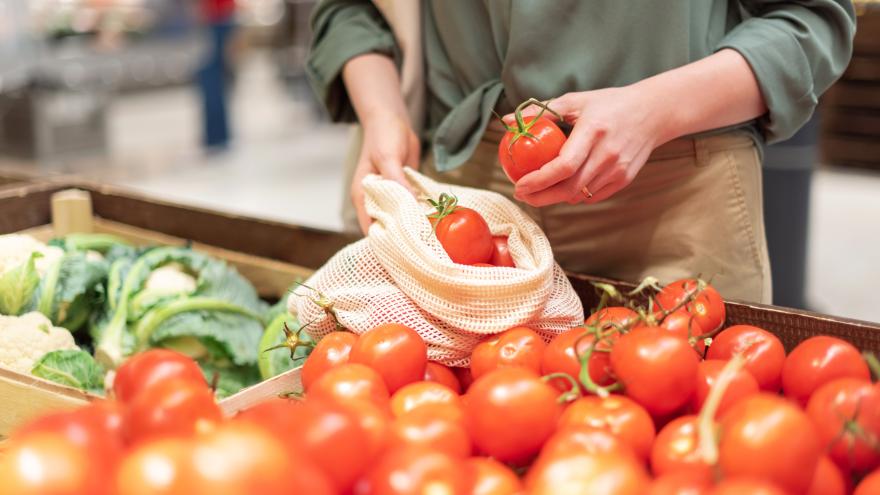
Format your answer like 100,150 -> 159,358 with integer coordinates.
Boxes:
504,86 -> 670,207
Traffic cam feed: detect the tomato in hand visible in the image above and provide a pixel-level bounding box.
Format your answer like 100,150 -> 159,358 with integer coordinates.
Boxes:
390,381 -> 462,418
558,395 -> 655,462
351,323 -> 427,393
648,472 -> 712,495
424,361 -> 462,393
654,279 -> 725,334
650,415 -> 712,481
428,193 -> 494,265
113,348 -> 205,403
525,449 -> 650,495
465,366 -> 560,464
0,432 -> 111,495
718,393 -> 822,494
389,407 -> 472,458
691,359 -> 759,418
856,468 -> 880,495
308,362 -> 391,407
806,455 -> 847,495
706,325 -> 785,392
806,377 -> 880,473
610,326 -> 699,416
471,326 -> 546,379
124,378 -> 222,445
464,457 -> 523,495
542,325 -> 619,392
302,331 -> 359,390
354,446 -> 467,495
498,107 -> 567,183
490,236 -> 516,267
782,335 -> 870,404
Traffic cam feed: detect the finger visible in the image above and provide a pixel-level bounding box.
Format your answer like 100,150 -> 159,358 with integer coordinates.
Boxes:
514,123 -> 601,195
518,141 -> 618,207
404,131 -> 421,171
375,156 -> 417,195
580,145 -> 652,204
580,179 -> 624,205
350,164 -> 372,235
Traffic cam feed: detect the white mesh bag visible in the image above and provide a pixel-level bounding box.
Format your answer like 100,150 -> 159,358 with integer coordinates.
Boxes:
290,168 -> 584,366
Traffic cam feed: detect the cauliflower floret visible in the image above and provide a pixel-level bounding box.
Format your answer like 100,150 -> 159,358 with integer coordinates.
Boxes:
0,234 -> 64,277
0,312 -> 77,374
144,263 -> 197,295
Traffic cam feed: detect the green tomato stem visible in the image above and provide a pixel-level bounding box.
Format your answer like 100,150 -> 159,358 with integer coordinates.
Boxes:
697,353 -> 746,466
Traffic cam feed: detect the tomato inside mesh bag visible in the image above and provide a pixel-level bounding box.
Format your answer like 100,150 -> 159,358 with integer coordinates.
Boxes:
290,168 -> 584,366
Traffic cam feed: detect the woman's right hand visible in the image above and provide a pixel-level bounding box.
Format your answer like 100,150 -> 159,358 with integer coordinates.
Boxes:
351,112 -> 421,234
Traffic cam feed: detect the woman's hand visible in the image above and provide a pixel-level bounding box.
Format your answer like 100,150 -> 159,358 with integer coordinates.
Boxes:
505,86 -> 668,207
350,112 -> 421,233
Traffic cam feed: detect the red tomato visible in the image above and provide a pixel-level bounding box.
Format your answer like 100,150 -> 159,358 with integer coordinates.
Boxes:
718,393 -> 822,494
453,366 -> 476,392
12,402 -> 124,462
650,415 -> 713,481
706,325 -> 786,392
464,457 -> 523,495
806,378 -> 880,473
710,479 -> 788,495
490,236 -> 516,268
124,378 -> 222,444
0,432 -> 110,495
540,424 -> 635,460
301,331 -> 358,390
585,306 -> 640,331
541,325 -> 619,392
239,397 -> 371,492
354,446 -> 467,495
471,326 -> 546,379
782,335 -> 870,404
389,407 -> 472,458
610,326 -> 699,416
654,279 -> 726,334
659,309 -> 709,348
424,361 -> 462,393
498,116 -> 566,183
114,437 -> 194,495
465,366 -> 560,464
806,455 -> 847,495
351,323 -> 427,393
648,472 -> 712,495
691,359 -> 759,417
429,194 -> 494,265
113,349 -> 206,403
189,422 -> 335,495
335,398 -> 393,458
309,363 -> 391,407
856,469 -> 880,495
525,449 -> 650,495
390,381 -> 462,418
558,395 -> 655,462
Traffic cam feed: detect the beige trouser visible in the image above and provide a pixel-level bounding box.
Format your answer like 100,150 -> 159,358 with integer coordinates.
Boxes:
343,125 -> 773,304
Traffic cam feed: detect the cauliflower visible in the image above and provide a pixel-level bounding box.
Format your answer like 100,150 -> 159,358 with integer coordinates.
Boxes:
0,234 -> 64,277
0,312 -> 77,374
144,263 -> 197,295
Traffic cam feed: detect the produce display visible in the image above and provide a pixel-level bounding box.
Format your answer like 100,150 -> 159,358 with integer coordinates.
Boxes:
0,233 -> 305,398
3,275 -> 880,495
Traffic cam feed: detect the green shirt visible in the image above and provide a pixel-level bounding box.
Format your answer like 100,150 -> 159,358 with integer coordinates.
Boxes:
307,0 -> 855,171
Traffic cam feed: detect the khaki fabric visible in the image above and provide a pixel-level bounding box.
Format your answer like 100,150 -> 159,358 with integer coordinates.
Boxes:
421,124 -> 773,304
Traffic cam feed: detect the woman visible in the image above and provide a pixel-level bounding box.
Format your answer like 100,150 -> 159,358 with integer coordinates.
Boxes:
306,1 -> 855,303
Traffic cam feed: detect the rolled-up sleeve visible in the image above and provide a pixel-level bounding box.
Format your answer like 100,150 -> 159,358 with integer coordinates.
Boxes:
716,0 -> 855,143
306,0 -> 399,122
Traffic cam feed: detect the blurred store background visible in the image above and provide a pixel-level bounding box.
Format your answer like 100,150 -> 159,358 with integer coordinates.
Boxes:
0,0 -> 878,322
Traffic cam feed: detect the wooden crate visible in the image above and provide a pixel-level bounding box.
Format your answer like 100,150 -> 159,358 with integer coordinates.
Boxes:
0,182 -> 357,437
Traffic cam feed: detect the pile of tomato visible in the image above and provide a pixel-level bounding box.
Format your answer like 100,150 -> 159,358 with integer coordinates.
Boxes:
3,279 -> 880,495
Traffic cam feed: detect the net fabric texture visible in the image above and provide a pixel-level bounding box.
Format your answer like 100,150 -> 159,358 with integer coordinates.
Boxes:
290,168 -> 584,366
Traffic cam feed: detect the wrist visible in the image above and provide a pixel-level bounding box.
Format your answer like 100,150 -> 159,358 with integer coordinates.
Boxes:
625,79 -> 681,146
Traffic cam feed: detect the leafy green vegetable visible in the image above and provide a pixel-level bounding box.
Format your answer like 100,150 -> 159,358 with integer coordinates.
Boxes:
52,233 -> 131,253
31,349 -> 104,394
0,252 -> 41,316
199,361 -> 261,399
29,252 -> 108,332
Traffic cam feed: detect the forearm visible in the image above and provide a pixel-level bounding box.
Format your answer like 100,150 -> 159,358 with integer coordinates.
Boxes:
634,49 -> 768,144
342,53 -> 409,127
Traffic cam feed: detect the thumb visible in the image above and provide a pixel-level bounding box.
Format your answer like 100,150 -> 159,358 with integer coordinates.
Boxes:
376,157 -> 417,195
503,96 -> 572,125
